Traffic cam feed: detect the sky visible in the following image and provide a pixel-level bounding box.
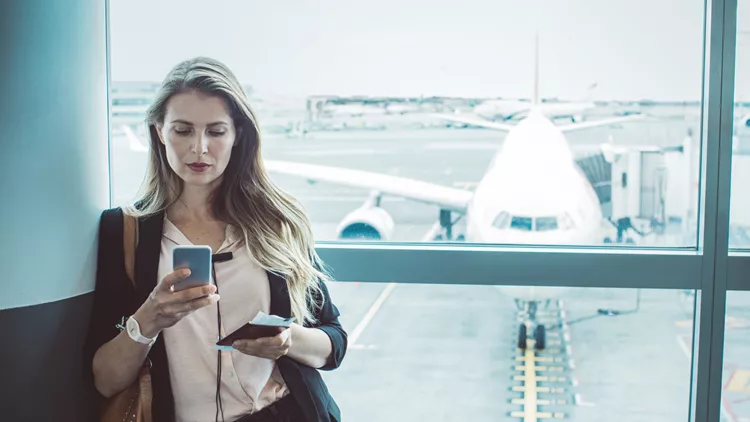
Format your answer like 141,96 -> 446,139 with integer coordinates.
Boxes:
109,0 -> 750,101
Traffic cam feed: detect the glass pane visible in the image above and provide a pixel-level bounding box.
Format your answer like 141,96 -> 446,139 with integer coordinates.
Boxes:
731,2 -> 750,249
109,0 -> 704,247
720,290 -> 750,422
323,282 -> 696,421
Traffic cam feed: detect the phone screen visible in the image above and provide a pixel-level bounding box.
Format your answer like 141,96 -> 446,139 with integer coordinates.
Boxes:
172,245 -> 212,291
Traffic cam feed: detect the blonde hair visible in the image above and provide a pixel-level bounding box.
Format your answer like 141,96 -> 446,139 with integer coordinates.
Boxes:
125,57 -> 328,324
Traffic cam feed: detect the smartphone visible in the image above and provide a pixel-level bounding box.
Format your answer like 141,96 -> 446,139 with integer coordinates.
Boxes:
172,245 -> 212,292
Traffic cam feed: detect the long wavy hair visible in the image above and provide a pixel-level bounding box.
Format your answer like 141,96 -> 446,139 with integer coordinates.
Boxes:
125,57 -> 328,324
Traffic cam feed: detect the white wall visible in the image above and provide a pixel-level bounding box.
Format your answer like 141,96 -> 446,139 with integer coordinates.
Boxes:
0,0 -> 110,310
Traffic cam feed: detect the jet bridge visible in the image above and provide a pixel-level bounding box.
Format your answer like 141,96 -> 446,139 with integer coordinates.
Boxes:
608,149 -> 685,225
576,134 -> 696,244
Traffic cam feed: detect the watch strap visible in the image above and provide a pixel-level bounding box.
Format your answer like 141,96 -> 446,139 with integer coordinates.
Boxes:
127,316 -> 157,345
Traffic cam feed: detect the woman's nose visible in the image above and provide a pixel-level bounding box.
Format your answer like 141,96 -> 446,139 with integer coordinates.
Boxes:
192,136 -> 208,155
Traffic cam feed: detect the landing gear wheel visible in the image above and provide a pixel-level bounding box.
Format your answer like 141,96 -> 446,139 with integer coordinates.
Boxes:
517,324 -> 527,349
534,325 -> 546,350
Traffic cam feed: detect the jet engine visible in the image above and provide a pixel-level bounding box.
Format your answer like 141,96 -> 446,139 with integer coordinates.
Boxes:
336,205 -> 394,241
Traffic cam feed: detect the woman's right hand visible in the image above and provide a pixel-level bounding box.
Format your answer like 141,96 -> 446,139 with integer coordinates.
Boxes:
133,269 -> 220,338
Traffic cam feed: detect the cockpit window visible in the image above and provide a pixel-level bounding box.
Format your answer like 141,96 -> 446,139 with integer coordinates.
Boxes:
493,212 -> 574,231
492,211 -> 510,229
535,217 -> 558,231
510,216 -> 533,231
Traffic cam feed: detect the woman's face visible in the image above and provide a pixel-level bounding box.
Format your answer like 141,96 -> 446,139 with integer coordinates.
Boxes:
157,90 -> 237,188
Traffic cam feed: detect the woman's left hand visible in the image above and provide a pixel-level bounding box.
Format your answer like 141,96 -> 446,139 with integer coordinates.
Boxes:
232,328 -> 292,360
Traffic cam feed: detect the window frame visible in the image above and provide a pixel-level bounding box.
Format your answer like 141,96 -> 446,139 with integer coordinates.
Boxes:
727,254 -> 750,290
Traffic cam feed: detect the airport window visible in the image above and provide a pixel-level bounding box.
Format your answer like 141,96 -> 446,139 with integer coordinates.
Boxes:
109,0 -> 706,249
106,0 -> 738,421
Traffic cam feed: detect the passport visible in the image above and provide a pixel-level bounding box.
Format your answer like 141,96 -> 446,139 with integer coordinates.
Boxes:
214,311 -> 296,348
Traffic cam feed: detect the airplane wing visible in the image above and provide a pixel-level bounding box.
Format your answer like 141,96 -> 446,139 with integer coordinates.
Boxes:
556,114 -> 646,133
429,113 -> 516,132
265,160 -> 473,213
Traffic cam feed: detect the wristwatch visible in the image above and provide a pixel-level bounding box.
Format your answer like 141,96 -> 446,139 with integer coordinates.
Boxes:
126,315 -> 158,346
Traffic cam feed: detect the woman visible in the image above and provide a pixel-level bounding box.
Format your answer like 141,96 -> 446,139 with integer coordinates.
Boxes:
84,57 -> 347,422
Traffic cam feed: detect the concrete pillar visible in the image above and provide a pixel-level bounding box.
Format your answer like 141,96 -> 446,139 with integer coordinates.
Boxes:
0,1 -> 109,420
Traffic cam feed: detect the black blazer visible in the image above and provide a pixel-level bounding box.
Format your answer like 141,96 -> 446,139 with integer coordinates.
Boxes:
83,207 -> 347,422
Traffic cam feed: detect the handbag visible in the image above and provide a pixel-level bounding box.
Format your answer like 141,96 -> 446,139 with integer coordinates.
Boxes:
99,211 -> 154,422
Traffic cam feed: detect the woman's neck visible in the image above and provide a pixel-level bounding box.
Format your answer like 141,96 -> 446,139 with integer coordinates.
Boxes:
169,185 -> 216,223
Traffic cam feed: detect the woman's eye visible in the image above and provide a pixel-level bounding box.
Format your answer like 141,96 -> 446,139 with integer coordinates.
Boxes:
209,131 -> 225,137
175,128 -> 191,135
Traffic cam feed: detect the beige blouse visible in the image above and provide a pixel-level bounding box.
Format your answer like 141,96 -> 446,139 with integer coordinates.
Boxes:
159,218 -> 288,422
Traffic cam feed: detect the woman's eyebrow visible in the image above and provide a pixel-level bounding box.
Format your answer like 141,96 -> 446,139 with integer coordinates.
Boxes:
170,119 -> 193,125
169,119 -> 228,126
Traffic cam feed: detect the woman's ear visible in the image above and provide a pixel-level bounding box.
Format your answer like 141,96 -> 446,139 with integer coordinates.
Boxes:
155,125 -> 166,145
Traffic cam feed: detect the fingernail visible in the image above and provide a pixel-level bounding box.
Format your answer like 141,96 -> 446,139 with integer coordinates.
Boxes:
183,269 -> 191,276
210,294 -> 220,302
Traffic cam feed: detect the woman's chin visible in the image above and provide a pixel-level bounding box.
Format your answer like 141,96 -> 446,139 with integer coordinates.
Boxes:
180,173 -> 222,188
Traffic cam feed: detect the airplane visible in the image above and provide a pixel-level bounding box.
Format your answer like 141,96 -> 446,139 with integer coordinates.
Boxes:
262,112 -> 648,351
470,96 -> 596,123
264,41 -> 678,350
120,40 -> 677,351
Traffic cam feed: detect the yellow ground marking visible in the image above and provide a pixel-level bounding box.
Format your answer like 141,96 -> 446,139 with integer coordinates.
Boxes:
520,338 -> 540,422
726,369 -> 750,394
516,356 -> 564,363
516,365 -> 565,372
513,311 -> 569,420
534,348 -> 562,354
512,398 -> 569,406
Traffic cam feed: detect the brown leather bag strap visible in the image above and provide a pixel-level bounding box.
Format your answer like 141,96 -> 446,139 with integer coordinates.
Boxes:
138,365 -> 153,422
123,211 -> 138,287
121,211 -> 153,422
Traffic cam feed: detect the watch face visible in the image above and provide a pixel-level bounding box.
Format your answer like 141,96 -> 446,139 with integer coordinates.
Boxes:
127,317 -> 139,337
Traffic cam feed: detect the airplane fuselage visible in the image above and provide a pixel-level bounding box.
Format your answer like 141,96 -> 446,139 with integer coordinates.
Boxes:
463,110 -> 603,301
